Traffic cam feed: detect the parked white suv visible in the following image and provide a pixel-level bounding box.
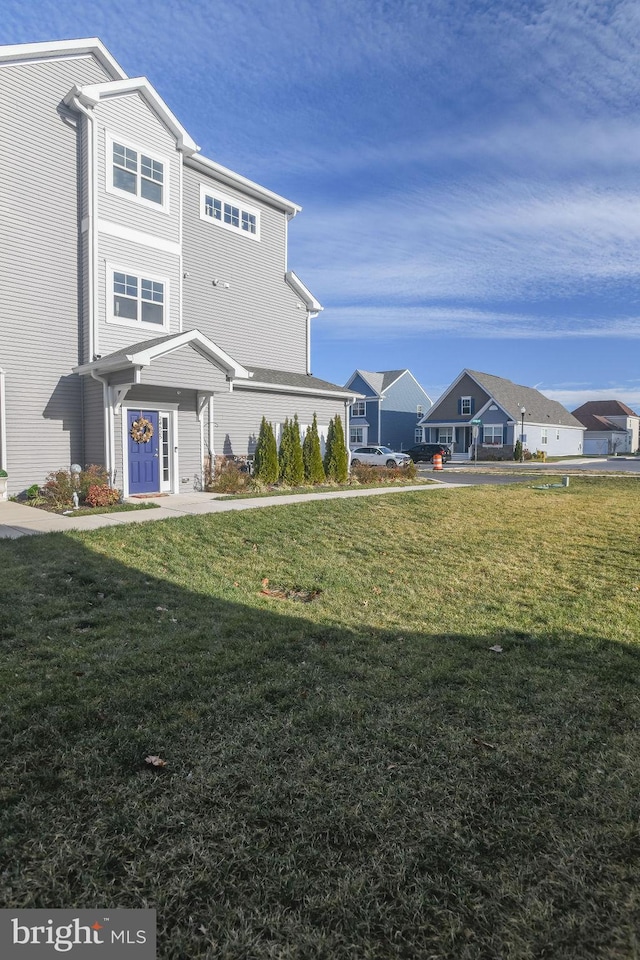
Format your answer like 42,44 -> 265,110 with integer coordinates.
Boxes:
350,446 -> 412,468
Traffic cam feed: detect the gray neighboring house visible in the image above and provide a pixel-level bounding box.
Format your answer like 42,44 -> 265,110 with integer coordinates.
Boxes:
344,370 -> 432,450
0,38 -> 357,498
419,369 -> 585,460
571,401 -> 640,455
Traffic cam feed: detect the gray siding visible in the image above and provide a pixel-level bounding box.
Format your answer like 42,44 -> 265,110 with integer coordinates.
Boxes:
82,375 -> 106,468
96,234 -> 181,356
95,93 -> 180,243
211,390 -> 345,457
182,165 -> 307,371
0,55 -> 110,492
381,373 -> 431,451
427,373 -> 490,422
138,345 -> 229,392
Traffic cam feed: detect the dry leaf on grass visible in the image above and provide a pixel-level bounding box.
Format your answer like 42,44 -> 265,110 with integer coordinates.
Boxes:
145,755 -> 167,768
488,644 -> 503,653
473,736 -> 497,750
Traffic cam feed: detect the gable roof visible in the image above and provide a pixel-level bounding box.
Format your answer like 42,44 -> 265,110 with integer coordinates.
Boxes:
570,410 -> 629,432
0,38 -> 126,80
572,400 -> 639,421
74,330 -> 250,379
64,77 -> 198,154
0,38 -> 302,217
425,369 -> 584,428
345,369 -> 410,397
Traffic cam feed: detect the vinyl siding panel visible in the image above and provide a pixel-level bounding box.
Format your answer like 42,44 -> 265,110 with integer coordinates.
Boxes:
96,235 -> 181,355
347,374 -> 377,398
82,374 -> 106,468
95,93 -> 180,243
211,390 -> 345,457
182,165 -> 307,372
138,345 -> 229,392
0,55 -> 110,492
427,374 -> 490,421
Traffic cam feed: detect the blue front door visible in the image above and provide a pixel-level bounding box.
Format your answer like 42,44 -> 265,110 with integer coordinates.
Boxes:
128,410 -> 160,495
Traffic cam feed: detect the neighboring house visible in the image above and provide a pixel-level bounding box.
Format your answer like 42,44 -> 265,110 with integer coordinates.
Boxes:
419,369 -> 585,460
0,38 -> 357,497
571,401 -> 640,455
344,370 -> 432,450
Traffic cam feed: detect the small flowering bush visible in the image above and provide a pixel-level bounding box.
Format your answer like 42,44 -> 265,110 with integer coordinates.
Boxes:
85,484 -> 121,508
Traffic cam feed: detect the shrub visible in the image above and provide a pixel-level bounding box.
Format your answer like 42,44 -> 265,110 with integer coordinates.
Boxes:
351,462 -> 417,484
254,417 -> 279,484
303,413 -> 325,484
42,465 -> 114,509
513,440 -> 523,461
85,484 -> 121,508
279,416 -> 304,486
211,459 -> 248,494
0,469 -> 7,478
324,414 -> 349,482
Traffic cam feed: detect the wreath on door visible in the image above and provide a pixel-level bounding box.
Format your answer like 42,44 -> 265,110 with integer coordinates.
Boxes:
130,416 -> 154,444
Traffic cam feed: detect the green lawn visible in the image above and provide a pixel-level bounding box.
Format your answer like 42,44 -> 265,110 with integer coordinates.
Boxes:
1,478 -> 639,959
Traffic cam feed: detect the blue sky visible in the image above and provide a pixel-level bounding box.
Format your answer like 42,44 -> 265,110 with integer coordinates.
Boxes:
3,0 -> 640,410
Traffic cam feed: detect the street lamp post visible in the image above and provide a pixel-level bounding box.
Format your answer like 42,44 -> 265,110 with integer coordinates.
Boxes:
520,406 -> 526,462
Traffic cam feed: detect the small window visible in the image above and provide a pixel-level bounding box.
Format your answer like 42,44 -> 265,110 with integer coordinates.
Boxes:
110,267 -> 167,329
415,427 -> 422,443
541,428 -> 548,445
350,427 -> 364,445
109,137 -> 167,210
461,397 -> 472,416
556,429 -> 560,441
352,400 -> 366,417
439,428 -> 453,444
201,185 -> 260,240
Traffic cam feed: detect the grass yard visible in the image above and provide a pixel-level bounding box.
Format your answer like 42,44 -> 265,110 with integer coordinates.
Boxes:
1,478 -> 639,959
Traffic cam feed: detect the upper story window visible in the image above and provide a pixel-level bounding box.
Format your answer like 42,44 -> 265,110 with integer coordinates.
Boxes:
108,265 -> 168,330
200,184 -> 260,241
460,396 -> 472,416
352,400 -> 366,417
106,135 -> 169,213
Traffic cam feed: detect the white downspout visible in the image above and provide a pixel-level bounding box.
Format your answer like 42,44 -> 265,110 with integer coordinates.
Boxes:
208,396 -> 215,459
0,367 -> 6,473
67,93 -> 99,362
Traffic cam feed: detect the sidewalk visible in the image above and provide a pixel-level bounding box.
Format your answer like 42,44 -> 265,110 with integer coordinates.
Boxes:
0,482 -> 462,539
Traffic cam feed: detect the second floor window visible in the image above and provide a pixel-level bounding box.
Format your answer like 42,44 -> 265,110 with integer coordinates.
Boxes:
112,271 -> 165,327
352,400 -> 366,417
461,397 -> 472,416
111,140 -> 165,208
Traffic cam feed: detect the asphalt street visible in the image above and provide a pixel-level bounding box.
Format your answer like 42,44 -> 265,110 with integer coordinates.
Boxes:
416,458 -> 640,485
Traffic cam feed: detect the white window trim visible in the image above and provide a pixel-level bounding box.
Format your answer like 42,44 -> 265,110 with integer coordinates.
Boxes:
483,425 -> 504,446
541,428 -> 549,445
105,132 -> 171,215
350,426 -> 365,445
199,183 -> 261,241
106,262 -> 171,333
460,396 -> 472,416
352,400 -> 366,417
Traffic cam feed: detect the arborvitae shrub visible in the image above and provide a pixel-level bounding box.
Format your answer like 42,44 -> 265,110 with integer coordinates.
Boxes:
254,417 -> 279,484
303,413 -> 326,484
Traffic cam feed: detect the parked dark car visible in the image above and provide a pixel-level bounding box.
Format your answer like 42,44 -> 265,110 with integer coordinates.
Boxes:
405,443 -> 451,463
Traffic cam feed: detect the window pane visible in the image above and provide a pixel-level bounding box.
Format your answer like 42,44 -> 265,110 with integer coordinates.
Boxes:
141,301 -> 164,325
242,211 -> 256,233
114,273 -> 137,297
140,178 -> 163,204
113,166 -> 137,194
224,203 -> 240,227
141,155 -> 163,183
141,279 -> 164,303
114,295 -> 137,320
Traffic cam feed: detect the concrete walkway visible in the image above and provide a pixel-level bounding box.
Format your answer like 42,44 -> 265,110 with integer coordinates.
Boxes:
0,481 -> 462,539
